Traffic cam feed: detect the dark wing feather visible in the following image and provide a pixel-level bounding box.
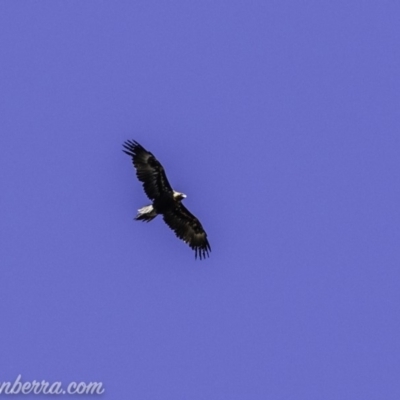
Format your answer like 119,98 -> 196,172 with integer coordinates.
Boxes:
123,140 -> 173,200
163,203 -> 211,260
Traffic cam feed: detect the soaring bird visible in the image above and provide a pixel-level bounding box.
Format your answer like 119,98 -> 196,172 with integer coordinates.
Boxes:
123,140 -> 211,260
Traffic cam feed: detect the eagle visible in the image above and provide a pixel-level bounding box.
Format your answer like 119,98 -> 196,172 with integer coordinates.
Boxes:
123,140 -> 211,260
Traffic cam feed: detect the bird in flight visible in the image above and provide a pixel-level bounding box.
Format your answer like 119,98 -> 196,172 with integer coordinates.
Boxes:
123,140 -> 211,260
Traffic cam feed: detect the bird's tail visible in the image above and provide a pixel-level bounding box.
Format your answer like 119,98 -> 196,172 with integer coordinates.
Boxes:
135,204 -> 157,222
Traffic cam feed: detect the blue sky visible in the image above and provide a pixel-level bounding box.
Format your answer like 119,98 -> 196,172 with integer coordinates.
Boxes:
1,2 -> 399,399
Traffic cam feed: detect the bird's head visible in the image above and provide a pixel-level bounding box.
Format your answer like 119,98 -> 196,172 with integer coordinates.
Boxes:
173,191 -> 187,201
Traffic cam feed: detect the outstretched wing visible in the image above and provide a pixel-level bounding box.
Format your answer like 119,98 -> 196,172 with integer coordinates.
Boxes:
163,203 -> 211,260
123,140 -> 173,200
